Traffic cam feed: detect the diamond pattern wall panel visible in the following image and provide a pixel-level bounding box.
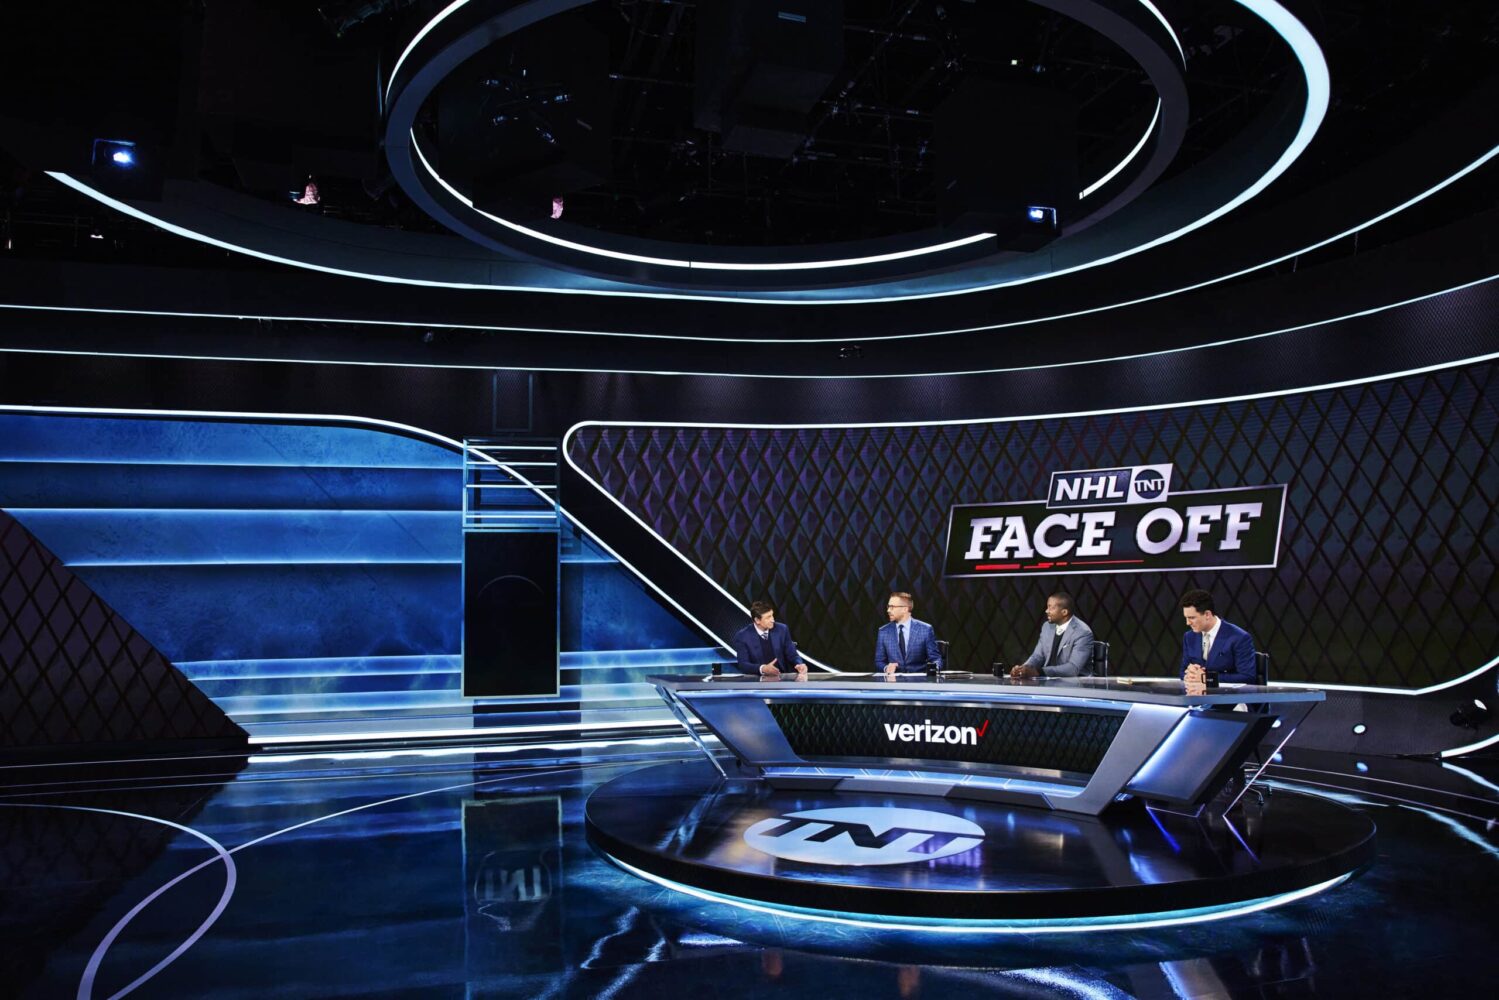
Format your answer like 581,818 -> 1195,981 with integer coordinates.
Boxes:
569,362 -> 1498,689
0,509 -> 246,749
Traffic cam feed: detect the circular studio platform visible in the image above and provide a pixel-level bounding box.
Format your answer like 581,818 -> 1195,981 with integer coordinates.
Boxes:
585,760 -> 1376,928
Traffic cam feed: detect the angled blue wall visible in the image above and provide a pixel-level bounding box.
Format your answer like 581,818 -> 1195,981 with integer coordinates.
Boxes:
0,414 -> 714,741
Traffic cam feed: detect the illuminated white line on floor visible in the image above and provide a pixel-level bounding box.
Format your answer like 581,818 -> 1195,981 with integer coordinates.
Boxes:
0,802 -> 237,1000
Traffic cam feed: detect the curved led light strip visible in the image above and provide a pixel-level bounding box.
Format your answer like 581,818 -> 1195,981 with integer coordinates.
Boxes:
602,853 -> 1352,934
1081,98 -> 1161,200
391,0 -> 1308,280
0,803 -> 239,1000
412,138 -> 998,271
390,1 -> 1174,273
1440,731 -> 1499,759
558,348 -> 1499,692
6,268 -> 1496,381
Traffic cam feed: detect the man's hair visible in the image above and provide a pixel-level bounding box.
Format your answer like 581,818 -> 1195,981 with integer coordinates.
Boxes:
1048,591 -> 1074,614
749,600 -> 775,620
1180,588 -> 1215,614
889,591 -> 914,608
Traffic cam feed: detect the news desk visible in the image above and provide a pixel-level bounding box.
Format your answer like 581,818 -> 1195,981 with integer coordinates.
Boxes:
652,673 -> 1323,816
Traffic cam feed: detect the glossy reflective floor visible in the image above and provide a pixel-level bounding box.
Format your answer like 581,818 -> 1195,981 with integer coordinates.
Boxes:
2,741 -> 1496,999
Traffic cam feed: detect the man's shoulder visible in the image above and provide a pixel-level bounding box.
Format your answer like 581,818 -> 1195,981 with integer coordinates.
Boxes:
730,622 -> 757,642
1070,617 -> 1093,637
1221,620 -> 1252,642
910,618 -> 934,633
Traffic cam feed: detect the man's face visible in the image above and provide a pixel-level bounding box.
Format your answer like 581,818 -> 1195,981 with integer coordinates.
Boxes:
754,611 -> 775,632
1044,597 -> 1070,624
1182,605 -> 1216,633
886,599 -> 912,623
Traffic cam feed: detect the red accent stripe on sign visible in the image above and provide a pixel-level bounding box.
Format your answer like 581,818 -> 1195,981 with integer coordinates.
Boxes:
973,563 -> 1021,571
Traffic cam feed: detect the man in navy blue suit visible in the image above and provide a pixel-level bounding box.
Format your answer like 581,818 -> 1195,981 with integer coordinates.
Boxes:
875,591 -> 942,675
731,600 -> 809,677
1179,588 -> 1257,685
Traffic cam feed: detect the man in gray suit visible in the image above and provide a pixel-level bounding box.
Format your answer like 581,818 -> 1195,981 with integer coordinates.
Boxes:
1009,592 -> 1094,679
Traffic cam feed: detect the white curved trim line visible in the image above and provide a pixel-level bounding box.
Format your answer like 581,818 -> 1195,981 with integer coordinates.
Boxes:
390,2 -> 1172,270
412,137 -> 999,271
0,802 -> 238,1000
1441,731 -> 1499,759
40,137 -> 1496,318
3,271 -> 1496,380
603,854 -> 1351,934
559,348 -> 1499,692
404,0 -> 1308,274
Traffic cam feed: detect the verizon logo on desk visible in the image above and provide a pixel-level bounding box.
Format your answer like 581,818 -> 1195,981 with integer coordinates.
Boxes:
884,718 -> 991,746
943,463 -> 1286,578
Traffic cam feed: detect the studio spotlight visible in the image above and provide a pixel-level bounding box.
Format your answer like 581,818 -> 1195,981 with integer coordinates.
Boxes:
1352,724 -> 1366,734
91,139 -> 137,170
1449,698 -> 1491,730
1025,205 -> 1057,226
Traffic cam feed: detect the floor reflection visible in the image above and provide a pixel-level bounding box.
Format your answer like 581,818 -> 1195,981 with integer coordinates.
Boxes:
0,746 -> 1492,998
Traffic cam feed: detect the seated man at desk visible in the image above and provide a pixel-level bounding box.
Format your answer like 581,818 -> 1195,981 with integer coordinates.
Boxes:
1009,591 -> 1094,678
1179,587 -> 1257,685
731,600 -> 809,678
875,591 -> 942,675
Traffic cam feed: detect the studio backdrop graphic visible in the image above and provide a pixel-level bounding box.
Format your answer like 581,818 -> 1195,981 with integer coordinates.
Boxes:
568,360 -> 1497,689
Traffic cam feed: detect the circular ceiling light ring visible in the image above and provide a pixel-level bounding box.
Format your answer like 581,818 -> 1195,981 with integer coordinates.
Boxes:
383,0 -> 1189,288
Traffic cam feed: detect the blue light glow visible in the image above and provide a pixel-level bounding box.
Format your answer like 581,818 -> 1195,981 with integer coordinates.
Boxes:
111,149 -> 134,166
603,853 -> 1352,934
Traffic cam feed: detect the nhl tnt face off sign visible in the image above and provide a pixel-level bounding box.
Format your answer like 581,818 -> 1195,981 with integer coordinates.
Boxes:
943,464 -> 1286,578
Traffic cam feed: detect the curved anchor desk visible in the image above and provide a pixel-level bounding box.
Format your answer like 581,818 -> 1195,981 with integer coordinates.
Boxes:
652,674 -> 1324,816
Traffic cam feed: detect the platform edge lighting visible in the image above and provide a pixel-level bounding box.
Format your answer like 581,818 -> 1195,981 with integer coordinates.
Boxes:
601,854 -> 1352,935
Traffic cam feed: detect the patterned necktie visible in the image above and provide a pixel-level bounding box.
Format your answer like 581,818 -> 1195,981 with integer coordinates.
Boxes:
898,624 -> 907,661
1202,633 -> 1213,663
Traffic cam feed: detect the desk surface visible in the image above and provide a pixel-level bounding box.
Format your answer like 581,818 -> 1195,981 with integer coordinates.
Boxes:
650,672 -> 1324,707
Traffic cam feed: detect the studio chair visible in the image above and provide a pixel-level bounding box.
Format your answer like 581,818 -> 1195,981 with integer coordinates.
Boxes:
935,639 -> 951,673
1088,641 -> 1110,679
1254,650 -> 1270,686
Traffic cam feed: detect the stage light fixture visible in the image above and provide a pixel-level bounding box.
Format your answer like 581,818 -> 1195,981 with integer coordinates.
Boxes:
1352,724 -> 1366,734
1450,699 -> 1491,730
91,138 -> 137,170
1026,206 -> 1056,225
1355,761 -> 1369,772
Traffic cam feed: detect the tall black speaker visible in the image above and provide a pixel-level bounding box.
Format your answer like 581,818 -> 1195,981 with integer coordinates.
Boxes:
463,531 -> 559,698
936,79 -> 1078,249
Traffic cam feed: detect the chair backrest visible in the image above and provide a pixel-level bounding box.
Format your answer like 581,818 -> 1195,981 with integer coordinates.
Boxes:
936,639 -> 951,669
1088,640 -> 1110,678
1254,650 -> 1270,686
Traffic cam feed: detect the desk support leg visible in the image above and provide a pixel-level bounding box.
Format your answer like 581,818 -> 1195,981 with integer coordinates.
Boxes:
654,684 -> 728,779
1225,701 -> 1314,813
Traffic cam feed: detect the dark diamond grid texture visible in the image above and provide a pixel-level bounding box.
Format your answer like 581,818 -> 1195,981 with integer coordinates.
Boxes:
569,363 -> 1498,688
769,701 -> 1124,773
0,510 -> 245,748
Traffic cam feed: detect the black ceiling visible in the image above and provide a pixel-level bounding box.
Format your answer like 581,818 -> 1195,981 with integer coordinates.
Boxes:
0,0 -> 1496,375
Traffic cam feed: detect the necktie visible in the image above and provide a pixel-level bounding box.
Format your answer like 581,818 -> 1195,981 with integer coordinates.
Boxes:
1048,631 -> 1063,667
1202,633 -> 1213,663
898,624 -> 907,662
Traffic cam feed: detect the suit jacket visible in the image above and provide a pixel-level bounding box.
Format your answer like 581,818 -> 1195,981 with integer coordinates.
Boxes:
1179,619 -> 1257,684
1020,617 -> 1095,677
731,621 -> 802,675
874,618 -> 942,672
